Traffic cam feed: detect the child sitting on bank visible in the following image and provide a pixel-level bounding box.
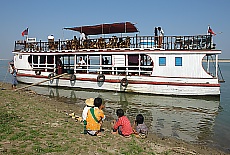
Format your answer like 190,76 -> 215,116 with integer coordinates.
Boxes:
111,109 -> 133,137
132,114 -> 148,138
86,97 -> 105,136
82,98 -> 94,134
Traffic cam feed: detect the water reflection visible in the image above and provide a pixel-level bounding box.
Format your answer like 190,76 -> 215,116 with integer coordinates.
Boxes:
30,86 -> 220,144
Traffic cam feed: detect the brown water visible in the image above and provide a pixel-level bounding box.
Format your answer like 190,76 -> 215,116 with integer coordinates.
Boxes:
29,86 -> 222,147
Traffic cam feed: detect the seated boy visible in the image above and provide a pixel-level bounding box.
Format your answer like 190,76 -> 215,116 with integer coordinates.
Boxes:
111,109 -> 133,137
86,97 -> 105,136
132,114 -> 148,138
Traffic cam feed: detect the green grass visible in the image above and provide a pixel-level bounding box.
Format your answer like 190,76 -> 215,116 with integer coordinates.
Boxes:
1,88 -> 205,155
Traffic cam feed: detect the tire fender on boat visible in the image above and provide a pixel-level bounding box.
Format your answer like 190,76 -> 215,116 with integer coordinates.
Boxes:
70,74 -> 76,81
35,70 -> 41,75
121,78 -> 128,87
97,74 -> 105,82
48,73 -> 54,79
70,74 -> 76,86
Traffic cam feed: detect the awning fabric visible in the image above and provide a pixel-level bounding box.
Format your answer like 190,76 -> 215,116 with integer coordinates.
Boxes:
64,22 -> 138,35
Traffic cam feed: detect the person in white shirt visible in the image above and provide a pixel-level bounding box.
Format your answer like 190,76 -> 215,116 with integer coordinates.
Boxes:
48,35 -> 55,50
77,57 -> 86,72
82,98 -> 94,134
80,33 -> 86,46
78,57 -> 86,66
48,34 -> 54,40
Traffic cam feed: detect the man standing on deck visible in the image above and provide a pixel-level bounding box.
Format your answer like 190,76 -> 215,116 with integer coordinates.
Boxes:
158,27 -> 164,48
56,57 -> 63,75
80,33 -> 86,47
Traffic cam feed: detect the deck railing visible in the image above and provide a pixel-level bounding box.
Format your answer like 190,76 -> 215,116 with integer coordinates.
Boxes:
14,35 -> 214,52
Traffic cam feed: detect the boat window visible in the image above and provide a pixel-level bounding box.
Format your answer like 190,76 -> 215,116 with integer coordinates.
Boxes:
102,55 -> 112,74
47,55 -> 54,64
175,57 -> 182,66
28,55 -> 32,64
40,55 -> 46,64
62,55 -> 75,74
33,55 -> 38,64
88,55 -> 100,73
140,54 -> 153,66
102,55 -> 111,65
128,55 -> 139,66
159,57 -> 166,66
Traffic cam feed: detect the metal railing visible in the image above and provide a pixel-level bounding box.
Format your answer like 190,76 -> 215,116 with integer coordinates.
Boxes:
14,35 -> 214,52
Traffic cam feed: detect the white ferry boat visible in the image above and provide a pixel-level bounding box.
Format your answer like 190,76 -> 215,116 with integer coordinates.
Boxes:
12,22 -> 224,96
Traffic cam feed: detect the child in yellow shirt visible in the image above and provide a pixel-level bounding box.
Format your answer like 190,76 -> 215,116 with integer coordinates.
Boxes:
86,97 -> 105,136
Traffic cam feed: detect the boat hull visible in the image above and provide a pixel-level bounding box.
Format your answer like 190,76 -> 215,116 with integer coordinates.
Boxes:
17,74 -> 220,96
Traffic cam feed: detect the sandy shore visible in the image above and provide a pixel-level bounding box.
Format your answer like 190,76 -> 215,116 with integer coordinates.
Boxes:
0,82 -> 228,155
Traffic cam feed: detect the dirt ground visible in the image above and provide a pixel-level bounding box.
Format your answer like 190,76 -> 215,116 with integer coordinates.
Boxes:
0,82 -> 229,155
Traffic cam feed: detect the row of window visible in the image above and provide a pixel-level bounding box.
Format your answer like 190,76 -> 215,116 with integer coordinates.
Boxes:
159,57 -> 182,66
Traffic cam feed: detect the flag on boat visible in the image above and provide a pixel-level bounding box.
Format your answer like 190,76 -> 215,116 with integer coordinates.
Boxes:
21,28 -> 28,36
207,26 -> 216,35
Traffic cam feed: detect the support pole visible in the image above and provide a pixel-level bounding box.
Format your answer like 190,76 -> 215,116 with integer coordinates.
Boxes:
216,55 -> 218,78
14,73 -> 68,91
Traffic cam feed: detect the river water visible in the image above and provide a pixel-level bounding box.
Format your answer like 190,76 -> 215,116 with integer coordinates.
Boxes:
0,60 -> 229,153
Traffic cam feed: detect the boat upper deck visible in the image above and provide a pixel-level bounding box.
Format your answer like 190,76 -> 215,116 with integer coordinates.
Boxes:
14,34 -> 217,53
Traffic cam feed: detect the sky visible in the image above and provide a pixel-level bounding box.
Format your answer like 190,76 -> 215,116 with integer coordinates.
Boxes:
0,0 -> 229,59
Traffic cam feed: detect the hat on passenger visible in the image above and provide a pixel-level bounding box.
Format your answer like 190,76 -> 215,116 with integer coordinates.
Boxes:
85,98 -> 94,106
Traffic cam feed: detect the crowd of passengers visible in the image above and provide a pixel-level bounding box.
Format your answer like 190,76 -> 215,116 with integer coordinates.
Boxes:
47,34 -> 131,50
21,34 -> 131,51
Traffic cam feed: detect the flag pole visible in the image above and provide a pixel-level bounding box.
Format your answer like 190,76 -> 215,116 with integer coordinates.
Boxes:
26,27 -> 29,41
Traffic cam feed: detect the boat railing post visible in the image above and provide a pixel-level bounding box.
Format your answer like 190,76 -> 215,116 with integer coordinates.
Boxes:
39,40 -> 42,51
58,39 -> 60,50
216,54 -> 218,78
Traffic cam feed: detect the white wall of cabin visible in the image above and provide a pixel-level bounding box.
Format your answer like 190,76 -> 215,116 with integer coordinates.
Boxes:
14,54 -> 32,70
150,53 -> 213,78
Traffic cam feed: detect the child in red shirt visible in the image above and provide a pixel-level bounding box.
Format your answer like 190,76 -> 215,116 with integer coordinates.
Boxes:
112,109 -> 133,137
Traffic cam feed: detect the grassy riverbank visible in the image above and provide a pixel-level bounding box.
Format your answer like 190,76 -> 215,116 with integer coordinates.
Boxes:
0,82 -> 228,155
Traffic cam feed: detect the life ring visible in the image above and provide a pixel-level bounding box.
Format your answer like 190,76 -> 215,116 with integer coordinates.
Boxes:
121,78 -> 128,87
97,74 -> 105,82
48,73 -> 54,84
48,73 -> 54,79
70,74 -> 76,86
35,70 -> 41,75
70,74 -> 76,81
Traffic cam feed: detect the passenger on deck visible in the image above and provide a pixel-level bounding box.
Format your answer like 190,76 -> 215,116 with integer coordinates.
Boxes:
72,36 -> 79,50
104,57 -> 109,65
48,34 -> 54,40
78,57 -> 86,66
77,57 -> 86,72
158,27 -> 164,48
80,33 -> 86,47
56,57 -> 63,75
48,34 -> 55,50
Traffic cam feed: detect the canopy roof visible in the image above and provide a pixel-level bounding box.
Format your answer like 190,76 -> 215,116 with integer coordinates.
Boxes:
64,22 -> 138,35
